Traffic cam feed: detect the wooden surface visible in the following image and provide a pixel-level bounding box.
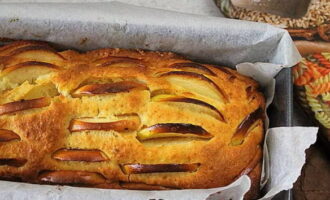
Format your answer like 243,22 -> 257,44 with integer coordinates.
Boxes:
293,141 -> 330,200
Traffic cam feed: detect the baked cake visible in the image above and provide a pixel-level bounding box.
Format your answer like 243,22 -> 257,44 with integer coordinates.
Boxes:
0,40 -> 265,198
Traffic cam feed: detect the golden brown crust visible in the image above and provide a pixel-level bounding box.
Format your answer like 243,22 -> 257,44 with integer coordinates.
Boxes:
0,41 -> 265,195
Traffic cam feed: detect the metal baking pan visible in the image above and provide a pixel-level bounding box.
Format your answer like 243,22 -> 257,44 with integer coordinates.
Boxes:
269,67 -> 315,200
268,68 -> 293,200
0,36 -> 299,199
0,41 -> 298,199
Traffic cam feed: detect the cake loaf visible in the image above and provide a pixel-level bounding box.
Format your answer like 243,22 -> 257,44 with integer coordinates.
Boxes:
0,40 -> 265,197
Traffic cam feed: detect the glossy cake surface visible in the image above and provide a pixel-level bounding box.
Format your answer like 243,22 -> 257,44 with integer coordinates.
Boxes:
0,41 -> 265,193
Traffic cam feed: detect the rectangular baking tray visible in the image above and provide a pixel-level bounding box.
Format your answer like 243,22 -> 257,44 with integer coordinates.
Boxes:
0,38 -> 296,199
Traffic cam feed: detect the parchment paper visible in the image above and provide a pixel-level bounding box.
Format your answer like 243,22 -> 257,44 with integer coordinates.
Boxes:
0,2 -> 318,200
0,0 -> 223,17
0,2 -> 300,67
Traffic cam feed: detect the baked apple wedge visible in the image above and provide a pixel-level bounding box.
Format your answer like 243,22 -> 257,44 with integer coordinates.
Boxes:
93,56 -> 144,67
22,82 -> 59,100
69,118 -> 140,132
168,62 -> 216,76
137,123 -> 212,141
38,171 -> 106,185
121,163 -> 200,174
0,97 -> 51,116
1,61 -> 59,75
72,81 -> 148,97
160,71 -> 227,103
0,41 -> 50,56
151,94 -> 225,121
0,62 -> 59,91
230,108 -> 264,146
0,129 -> 20,142
52,149 -> 108,162
0,158 -> 27,167
2,45 -> 64,67
119,182 -> 171,190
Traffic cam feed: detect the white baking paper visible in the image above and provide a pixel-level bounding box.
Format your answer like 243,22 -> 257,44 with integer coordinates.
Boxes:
0,2 -> 300,67
260,127 -> 318,200
0,176 -> 251,200
0,0 -> 223,17
0,2 -> 318,200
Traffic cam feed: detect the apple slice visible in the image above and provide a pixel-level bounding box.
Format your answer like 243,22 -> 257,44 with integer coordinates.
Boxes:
69,119 -> 139,132
0,129 -> 20,142
160,71 -> 228,103
2,45 -> 64,67
120,182 -> 171,190
0,62 -> 59,90
214,66 -> 234,75
93,56 -> 144,67
151,94 -> 225,122
22,82 -> 59,100
2,61 -> 59,75
72,81 -> 148,97
214,67 -> 238,82
137,123 -> 212,141
38,170 -> 106,185
0,97 -> 51,116
8,45 -> 64,60
168,62 -> 216,76
121,163 -> 200,174
0,41 -> 50,56
0,158 -> 27,167
52,149 -> 108,162
230,108 -> 264,146
0,82 -> 58,106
